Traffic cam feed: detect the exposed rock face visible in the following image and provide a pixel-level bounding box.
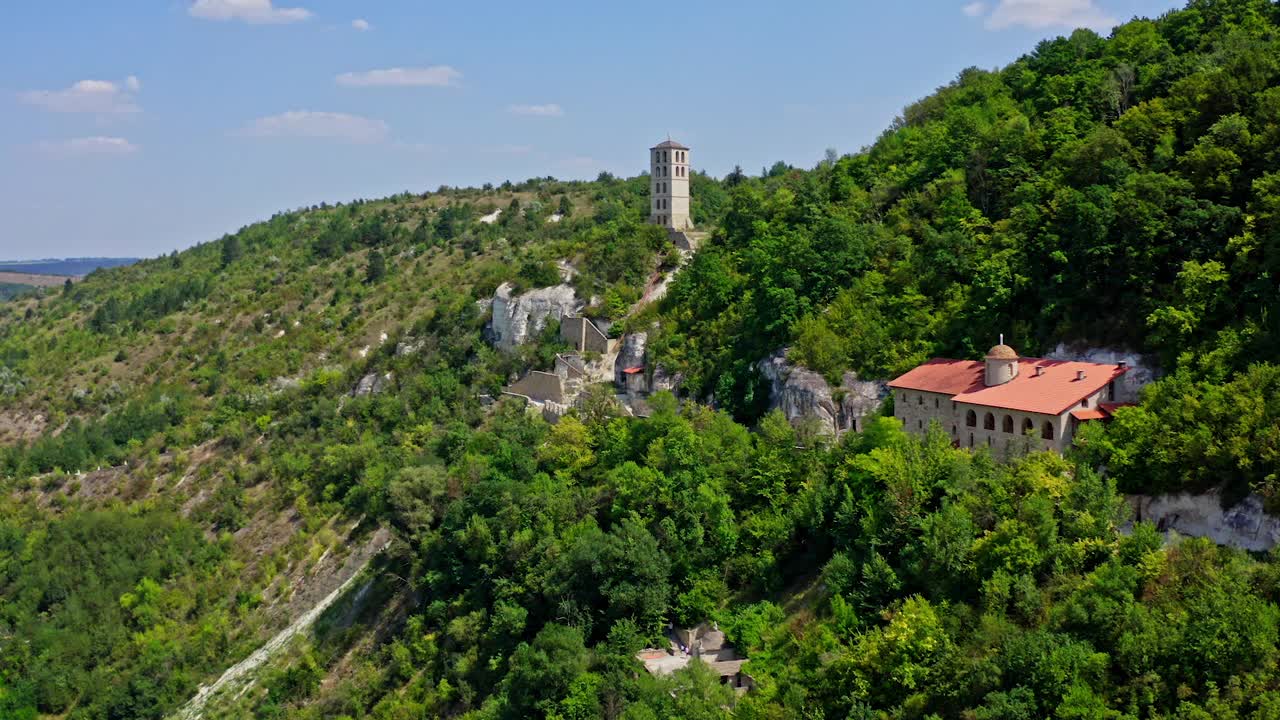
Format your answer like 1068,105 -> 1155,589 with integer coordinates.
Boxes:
353,372 -> 393,397
1127,492 -> 1280,552
757,352 -> 887,436
487,282 -> 582,350
395,337 -> 424,357
614,332 -> 648,385
1046,344 -> 1156,403
651,365 -> 682,394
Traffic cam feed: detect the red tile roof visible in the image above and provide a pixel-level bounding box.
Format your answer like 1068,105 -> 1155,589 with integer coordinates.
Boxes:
890,357 -> 1128,416
1070,407 -> 1109,421
623,366 -> 644,375
1098,402 -> 1136,415
888,359 -> 985,396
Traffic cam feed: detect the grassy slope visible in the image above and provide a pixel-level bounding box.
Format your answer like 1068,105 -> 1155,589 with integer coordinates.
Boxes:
0,178 -> 664,718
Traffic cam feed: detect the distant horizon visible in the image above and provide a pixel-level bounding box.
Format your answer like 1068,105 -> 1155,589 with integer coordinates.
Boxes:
2,0 -> 1185,259
0,256 -> 142,263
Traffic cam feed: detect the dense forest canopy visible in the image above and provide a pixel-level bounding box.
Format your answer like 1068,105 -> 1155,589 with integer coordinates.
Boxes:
654,0 -> 1280,430
1,1 -> 1280,718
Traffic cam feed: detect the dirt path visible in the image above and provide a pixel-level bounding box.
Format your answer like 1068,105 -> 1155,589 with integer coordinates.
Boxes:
171,529 -> 391,719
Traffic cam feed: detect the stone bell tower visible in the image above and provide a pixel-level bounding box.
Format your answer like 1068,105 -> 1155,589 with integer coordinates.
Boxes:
650,139 -> 691,230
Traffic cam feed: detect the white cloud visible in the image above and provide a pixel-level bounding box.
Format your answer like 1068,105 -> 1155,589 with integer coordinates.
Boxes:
35,136 -> 139,157
981,0 -> 1116,31
507,103 -> 564,117
189,0 -> 311,24
351,18 -> 371,31
125,75 -> 141,92
18,79 -> 140,114
238,111 -> 389,143
335,66 -> 461,88
963,2 -> 988,17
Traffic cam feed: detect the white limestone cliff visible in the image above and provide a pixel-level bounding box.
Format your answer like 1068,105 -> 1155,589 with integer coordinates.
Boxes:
614,332 -> 648,385
757,351 -> 887,437
1126,491 -> 1280,552
487,282 -> 583,350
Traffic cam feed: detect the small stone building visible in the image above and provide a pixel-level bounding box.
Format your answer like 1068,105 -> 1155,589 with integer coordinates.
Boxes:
889,341 -> 1132,456
560,315 -> 610,354
650,139 -> 692,230
637,623 -> 752,694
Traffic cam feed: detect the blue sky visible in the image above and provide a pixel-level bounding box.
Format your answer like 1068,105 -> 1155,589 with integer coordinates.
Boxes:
0,0 -> 1184,260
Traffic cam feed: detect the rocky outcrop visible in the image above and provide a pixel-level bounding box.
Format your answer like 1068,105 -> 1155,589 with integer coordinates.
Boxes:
1046,344 -> 1155,403
353,372 -> 393,397
614,332 -> 648,385
395,337 -> 424,357
487,282 -> 583,350
757,352 -> 887,436
651,366 -> 683,394
1127,491 -> 1280,552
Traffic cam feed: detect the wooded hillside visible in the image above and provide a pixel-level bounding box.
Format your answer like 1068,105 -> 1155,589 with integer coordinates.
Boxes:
2,1 -> 1280,718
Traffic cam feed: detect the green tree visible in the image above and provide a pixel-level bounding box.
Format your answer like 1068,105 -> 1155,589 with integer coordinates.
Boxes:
366,250 -> 387,283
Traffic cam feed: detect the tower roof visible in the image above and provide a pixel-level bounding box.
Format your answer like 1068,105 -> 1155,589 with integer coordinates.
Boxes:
985,344 -> 1018,360
652,139 -> 689,150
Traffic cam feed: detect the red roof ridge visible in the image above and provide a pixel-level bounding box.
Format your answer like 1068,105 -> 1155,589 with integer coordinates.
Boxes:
890,356 -> 1129,416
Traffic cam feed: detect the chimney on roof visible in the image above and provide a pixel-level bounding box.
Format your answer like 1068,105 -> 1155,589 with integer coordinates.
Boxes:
1118,360 -> 1128,369
1076,370 -> 1087,381
1034,366 -> 1044,377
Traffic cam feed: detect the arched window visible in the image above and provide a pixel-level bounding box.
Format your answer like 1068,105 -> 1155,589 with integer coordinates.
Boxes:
935,398 -> 940,408
983,412 -> 995,430
917,394 -> 923,405
1022,418 -> 1034,434
965,409 -> 977,427
1042,421 -> 1055,440
1002,415 -> 1014,433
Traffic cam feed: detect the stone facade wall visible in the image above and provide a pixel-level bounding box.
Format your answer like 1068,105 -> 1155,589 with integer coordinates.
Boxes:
561,316 -> 609,354
507,371 -> 564,403
892,385 -> 1115,457
555,353 -> 587,380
